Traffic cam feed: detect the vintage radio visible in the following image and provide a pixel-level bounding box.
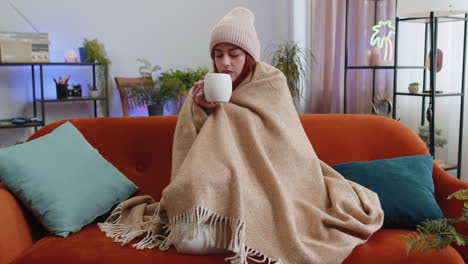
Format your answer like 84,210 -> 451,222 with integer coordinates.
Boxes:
0,31 -> 50,63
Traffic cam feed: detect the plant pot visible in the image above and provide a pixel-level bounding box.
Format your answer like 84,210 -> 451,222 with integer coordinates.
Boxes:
89,90 -> 99,98
56,84 -> 68,99
147,104 -> 164,116
408,85 -> 420,94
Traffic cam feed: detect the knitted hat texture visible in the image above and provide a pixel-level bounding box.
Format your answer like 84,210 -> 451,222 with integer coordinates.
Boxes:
209,7 -> 260,60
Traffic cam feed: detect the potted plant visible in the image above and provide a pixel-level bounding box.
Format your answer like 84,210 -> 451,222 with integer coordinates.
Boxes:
129,59 -> 178,116
408,82 -> 420,94
88,84 -> 99,98
269,41 -> 313,108
82,38 -> 112,115
158,67 -> 209,113
403,189 -> 468,255
418,126 -> 447,148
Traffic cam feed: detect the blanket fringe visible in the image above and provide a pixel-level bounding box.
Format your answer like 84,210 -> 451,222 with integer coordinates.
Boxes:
98,201 -> 281,264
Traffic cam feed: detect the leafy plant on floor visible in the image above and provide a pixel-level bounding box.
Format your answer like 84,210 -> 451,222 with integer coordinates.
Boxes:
403,189 -> 468,255
269,41 -> 313,105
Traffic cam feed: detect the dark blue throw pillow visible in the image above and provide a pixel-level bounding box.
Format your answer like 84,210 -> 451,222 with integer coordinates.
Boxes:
332,155 -> 443,229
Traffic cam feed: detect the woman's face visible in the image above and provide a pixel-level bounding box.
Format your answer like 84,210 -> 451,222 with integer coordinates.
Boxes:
213,43 -> 246,83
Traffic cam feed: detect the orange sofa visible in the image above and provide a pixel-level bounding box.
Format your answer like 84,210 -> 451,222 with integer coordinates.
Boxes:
1,114 -> 467,264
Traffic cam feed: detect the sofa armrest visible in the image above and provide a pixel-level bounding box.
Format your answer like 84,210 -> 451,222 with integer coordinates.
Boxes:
0,183 -> 35,264
432,164 -> 468,261
433,164 -> 468,218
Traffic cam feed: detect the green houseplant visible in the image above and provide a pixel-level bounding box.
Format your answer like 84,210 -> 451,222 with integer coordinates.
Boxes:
158,67 -> 209,113
129,59 -> 179,116
269,41 -> 313,107
408,82 -> 420,94
404,189 -> 468,255
418,126 -> 448,148
82,38 -> 112,115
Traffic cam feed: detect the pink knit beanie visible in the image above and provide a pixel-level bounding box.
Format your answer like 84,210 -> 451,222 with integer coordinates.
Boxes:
209,7 -> 260,60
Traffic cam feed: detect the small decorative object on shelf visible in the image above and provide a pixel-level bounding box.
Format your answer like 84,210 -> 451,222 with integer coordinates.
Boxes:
403,189 -> 468,255
78,47 -> 87,63
0,117 -> 41,127
422,90 -> 443,94
371,97 -> 393,117
10,118 -> 27,125
425,49 -> 444,72
56,84 -> 68,99
370,20 -> 396,66
88,84 -> 99,98
68,84 -> 82,98
362,49 -> 372,66
54,75 -> 71,99
64,49 -> 79,63
370,46 -> 381,66
53,75 -> 81,99
408,82 -> 420,94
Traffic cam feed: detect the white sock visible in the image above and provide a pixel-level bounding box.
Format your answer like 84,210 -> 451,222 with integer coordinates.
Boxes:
174,223 -> 231,255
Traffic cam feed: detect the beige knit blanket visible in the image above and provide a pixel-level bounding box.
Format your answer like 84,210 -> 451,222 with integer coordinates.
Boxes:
99,62 -> 384,264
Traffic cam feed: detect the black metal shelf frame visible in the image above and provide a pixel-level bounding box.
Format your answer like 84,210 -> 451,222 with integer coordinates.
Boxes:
392,13 -> 467,179
344,0 -> 466,178
0,122 -> 45,129
344,0 -> 392,114
0,62 -> 109,131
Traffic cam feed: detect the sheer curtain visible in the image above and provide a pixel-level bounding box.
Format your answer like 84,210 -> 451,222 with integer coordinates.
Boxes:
307,0 -> 396,114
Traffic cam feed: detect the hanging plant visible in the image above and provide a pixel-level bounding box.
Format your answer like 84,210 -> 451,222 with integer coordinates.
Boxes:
82,38 -> 112,116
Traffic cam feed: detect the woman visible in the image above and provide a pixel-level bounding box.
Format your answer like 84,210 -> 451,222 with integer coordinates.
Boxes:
100,7 -> 384,264
173,9 -> 260,253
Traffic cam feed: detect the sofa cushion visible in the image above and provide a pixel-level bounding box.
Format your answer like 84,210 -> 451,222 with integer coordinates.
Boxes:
332,155 -> 444,229
0,122 -> 138,237
12,226 -> 463,264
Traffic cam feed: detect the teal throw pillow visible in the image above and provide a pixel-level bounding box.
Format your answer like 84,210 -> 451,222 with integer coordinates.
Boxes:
332,155 -> 443,229
0,122 -> 138,237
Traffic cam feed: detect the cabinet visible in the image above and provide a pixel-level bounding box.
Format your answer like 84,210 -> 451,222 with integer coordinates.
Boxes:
0,62 -> 108,136
393,13 -> 467,179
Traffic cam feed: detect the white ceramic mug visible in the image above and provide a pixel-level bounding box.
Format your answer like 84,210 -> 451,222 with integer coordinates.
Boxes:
204,73 -> 232,102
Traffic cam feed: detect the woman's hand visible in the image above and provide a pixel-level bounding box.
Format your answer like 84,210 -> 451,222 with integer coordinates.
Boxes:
192,77 -> 218,110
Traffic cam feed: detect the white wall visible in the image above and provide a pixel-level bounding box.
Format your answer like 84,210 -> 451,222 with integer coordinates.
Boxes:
0,0 -> 291,147
293,0 -> 310,113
